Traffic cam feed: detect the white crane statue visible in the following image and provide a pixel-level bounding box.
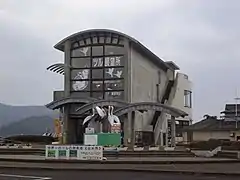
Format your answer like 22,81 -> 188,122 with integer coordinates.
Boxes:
82,108 -> 96,126
107,106 -> 121,126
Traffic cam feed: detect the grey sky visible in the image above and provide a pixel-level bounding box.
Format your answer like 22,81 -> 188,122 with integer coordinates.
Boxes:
0,0 -> 239,120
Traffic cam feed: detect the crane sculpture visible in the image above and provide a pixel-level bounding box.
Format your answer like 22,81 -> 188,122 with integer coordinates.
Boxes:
82,106 -> 121,131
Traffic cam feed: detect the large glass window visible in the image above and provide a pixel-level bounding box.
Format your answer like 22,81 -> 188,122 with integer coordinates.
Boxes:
104,56 -> 123,66
184,90 -> 192,108
71,69 -> 90,80
92,57 -> 103,67
92,69 -> 103,79
71,58 -> 90,68
105,67 -> 124,79
70,42 -> 125,100
71,47 -> 91,57
92,81 -> 103,91
92,92 -> 104,99
92,46 -> 103,56
71,80 -> 90,91
105,46 -> 124,55
104,80 -> 123,91
105,91 -> 124,99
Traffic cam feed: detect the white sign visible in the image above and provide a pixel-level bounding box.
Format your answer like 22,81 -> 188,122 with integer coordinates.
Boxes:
84,134 -> 98,145
79,146 -> 103,160
45,145 -> 103,161
111,124 -> 121,133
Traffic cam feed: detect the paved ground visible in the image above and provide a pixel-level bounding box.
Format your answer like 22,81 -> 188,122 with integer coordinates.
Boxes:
0,161 -> 240,175
0,169 -> 238,180
0,155 -> 235,162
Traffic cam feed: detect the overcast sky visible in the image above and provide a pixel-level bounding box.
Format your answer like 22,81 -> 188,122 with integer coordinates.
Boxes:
0,0 -> 239,120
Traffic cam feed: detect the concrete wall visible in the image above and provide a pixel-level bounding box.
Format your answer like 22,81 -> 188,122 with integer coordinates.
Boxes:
183,131 -> 240,142
130,47 -> 169,132
155,72 -> 192,145
193,131 -> 230,141
130,48 -> 168,103
53,91 -> 64,101
170,72 -> 193,122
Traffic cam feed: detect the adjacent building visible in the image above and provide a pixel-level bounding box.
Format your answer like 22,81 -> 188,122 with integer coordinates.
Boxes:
46,29 -> 192,147
183,104 -> 240,142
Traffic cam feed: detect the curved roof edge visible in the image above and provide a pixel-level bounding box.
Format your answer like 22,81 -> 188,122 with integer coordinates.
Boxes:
54,29 -> 173,71
54,29 -> 140,51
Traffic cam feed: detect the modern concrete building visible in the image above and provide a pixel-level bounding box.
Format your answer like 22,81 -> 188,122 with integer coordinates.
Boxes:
45,29 -> 192,147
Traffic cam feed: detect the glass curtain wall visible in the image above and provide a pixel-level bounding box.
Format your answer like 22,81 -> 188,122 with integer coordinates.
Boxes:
70,37 -> 125,100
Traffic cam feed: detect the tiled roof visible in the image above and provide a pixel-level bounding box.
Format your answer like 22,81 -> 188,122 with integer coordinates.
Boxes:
183,116 -> 240,131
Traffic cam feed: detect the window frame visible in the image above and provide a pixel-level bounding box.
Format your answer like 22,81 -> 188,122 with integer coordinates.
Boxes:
184,90 -> 192,108
70,43 -> 125,99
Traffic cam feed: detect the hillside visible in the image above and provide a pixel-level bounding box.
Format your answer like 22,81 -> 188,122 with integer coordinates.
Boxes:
0,103 -> 57,126
0,116 -> 55,137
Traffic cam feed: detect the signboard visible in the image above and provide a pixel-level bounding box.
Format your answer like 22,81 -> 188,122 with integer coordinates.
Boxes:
45,145 -> 103,161
84,134 -> 98,145
79,146 -> 103,160
111,124 -> 121,133
45,145 -> 59,159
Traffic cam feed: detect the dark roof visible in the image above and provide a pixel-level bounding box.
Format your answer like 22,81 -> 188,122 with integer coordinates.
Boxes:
221,104 -> 240,114
165,61 -> 180,70
183,117 -> 240,132
54,29 -> 172,71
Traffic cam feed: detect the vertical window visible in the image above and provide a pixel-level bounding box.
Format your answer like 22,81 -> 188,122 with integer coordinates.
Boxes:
184,90 -> 192,108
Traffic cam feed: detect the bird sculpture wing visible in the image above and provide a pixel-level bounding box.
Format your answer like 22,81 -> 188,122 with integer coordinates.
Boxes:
83,115 -> 94,125
112,115 -> 121,124
108,115 -> 114,126
95,106 -> 106,119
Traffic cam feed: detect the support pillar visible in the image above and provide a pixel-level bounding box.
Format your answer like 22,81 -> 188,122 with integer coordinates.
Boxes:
171,116 -> 176,147
59,108 -> 64,144
62,40 -> 71,144
123,114 -> 130,146
62,106 -> 69,144
165,131 -> 169,147
62,109 -> 77,144
130,111 -> 135,150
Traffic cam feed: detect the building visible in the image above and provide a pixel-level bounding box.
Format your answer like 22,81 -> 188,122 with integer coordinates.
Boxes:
45,29 -> 192,147
221,104 -> 240,121
183,104 -> 240,142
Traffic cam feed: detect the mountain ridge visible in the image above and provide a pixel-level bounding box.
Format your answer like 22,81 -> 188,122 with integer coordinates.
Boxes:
0,102 -> 57,126
0,115 -> 55,137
